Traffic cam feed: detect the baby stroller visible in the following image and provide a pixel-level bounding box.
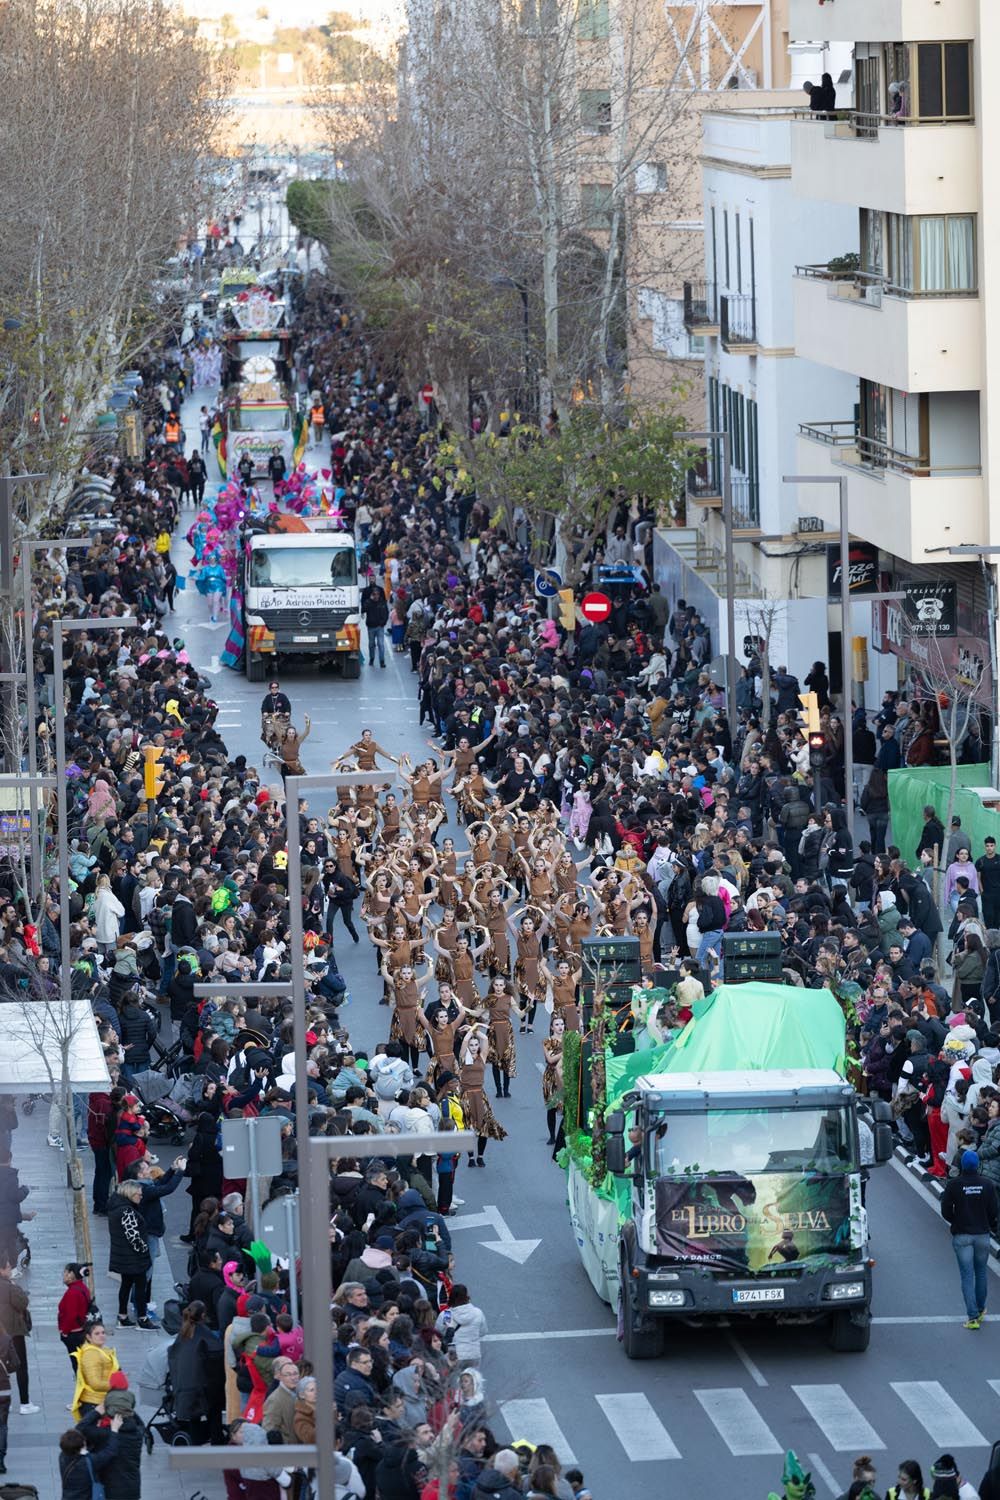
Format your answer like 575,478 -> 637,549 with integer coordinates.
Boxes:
130,1071 -> 196,1144
139,1342 -> 192,1450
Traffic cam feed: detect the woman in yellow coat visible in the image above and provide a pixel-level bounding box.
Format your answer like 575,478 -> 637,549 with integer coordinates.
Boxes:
71,1320 -> 120,1418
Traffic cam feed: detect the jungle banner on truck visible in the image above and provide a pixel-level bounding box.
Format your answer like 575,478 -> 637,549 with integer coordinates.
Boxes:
654,1171 -> 852,1273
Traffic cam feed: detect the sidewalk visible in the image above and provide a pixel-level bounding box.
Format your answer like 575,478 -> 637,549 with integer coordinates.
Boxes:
5,1105 -> 205,1499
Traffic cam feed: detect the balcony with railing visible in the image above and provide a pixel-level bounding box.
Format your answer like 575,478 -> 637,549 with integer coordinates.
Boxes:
720,294 -> 758,351
685,463 -> 722,508
730,475 -> 760,532
683,280 -> 718,336
685,464 -> 759,529
793,262 -> 981,392
796,416 -> 984,561
791,114 -> 977,217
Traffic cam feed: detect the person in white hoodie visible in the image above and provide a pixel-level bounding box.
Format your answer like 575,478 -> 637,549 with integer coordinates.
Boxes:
436,1283 -> 487,1367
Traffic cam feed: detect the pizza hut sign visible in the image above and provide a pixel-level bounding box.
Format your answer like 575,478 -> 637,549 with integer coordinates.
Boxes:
904,582 -> 957,638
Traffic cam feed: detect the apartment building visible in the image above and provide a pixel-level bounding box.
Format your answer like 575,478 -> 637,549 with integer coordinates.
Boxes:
786,0 -> 995,716
652,91 -> 858,683
655,0 -> 997,720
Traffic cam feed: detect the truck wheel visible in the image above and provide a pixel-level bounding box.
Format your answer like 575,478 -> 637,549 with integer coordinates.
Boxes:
620,1287 -> 665,1360
246,652 -> 266,683
829,1308 -> 871,1352
343,656 -> 361,681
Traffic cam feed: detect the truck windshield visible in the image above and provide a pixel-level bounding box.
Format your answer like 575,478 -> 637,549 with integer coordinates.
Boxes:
250,547 -> 357,588
232,407 -> 290,432
650,1106 -> 856,1177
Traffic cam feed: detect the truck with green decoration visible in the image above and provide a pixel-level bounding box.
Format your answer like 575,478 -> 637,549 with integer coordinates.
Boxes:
564,981 -> 894,1359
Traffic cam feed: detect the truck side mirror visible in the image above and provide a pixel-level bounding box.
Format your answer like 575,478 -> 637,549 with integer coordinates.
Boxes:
873,1122 -> 894,1164
606,1110 -> 626,1175
870,1100 -> 892,1125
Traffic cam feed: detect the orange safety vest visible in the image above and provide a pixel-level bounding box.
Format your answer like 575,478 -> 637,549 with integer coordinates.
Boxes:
310,404 -> 325,426
164,417 -> 180,440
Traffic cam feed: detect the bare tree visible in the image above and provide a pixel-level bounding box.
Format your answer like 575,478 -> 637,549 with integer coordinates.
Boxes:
307,0 -> 700,429
739,596 -> 782,734
901,603 -> 987,866
5,985 -> 102,1264
0,0 -> 228,522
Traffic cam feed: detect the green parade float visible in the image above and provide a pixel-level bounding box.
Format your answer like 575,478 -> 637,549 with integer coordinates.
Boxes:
559,951 -> 895,1359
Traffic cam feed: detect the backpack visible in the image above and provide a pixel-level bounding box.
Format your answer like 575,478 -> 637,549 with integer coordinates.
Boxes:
160,1298 -> 184,1336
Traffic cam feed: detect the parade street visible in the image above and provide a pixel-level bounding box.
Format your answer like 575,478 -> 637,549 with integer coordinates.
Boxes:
133,473 -> 1000,1500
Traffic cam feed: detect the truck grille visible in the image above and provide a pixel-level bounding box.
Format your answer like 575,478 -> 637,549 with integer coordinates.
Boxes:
260,608 -> 351,631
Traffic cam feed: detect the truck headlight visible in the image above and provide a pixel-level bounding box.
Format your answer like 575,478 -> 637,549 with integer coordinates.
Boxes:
824,1282 -> 865,1301
648,1290 -> 687,1308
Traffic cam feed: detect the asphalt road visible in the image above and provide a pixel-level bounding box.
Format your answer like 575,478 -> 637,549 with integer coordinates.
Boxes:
165,394 -> 1000,1499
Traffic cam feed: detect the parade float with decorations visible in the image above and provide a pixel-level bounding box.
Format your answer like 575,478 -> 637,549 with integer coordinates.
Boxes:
563,943 -> 893,1358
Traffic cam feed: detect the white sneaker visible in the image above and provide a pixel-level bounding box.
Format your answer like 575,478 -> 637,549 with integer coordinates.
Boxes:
46,1135 -> 63,1149
19,1403 -> 40,1415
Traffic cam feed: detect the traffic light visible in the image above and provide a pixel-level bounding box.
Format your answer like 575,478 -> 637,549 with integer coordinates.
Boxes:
143,744 -> 165,801
558,588 -> 576,631
798,691 -> 821,734
808,731 -> 827,769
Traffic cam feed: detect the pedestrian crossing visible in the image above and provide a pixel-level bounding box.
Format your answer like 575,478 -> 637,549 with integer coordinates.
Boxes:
498,1378 -> 1000,1467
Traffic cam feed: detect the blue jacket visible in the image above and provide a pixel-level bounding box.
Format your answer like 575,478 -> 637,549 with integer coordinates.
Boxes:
396,1188 -> 452,1252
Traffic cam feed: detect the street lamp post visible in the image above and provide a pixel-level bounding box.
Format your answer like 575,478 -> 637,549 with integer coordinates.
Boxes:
284,767 -> 395,1500
53,616 -> 136,999
782,473 -> 853,840
683,430 -> 736,741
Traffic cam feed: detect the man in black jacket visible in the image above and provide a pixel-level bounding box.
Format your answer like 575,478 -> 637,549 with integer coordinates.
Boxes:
916,805 -> 945,862
118,995 -> 157,1080
323,859 -> 360,943
940,1149 -> 999,1328
170,887 -> 199,949
188,1250 -> 226,1327
361,582 -> 389,669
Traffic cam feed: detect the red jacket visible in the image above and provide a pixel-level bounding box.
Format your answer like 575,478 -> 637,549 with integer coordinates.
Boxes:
58,1278 -> 92,1335
87,1093 -> 113,1151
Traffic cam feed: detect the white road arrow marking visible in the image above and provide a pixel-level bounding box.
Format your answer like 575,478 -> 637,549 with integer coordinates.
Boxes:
448,1202 -> 540,1264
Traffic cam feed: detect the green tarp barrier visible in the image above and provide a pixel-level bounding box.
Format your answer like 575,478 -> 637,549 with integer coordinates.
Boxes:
888,764 -> 998,866
604,983 -> 845,1107
663,981 -> 846,1073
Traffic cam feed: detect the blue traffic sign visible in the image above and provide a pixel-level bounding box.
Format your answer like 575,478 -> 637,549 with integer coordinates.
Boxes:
534,568 -> 562,598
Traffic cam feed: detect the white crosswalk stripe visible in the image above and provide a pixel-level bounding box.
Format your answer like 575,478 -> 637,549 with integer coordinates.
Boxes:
792,1385 -> 885,1452
891,1382 -> 988,1447
695,1388 -> 782,1456
499,1379 -> 1000,1468
595,1394 -> 681,1461
499,1399 -> 577,1464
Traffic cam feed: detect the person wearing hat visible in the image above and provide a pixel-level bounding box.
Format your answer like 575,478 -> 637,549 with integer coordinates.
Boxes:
77,1372 -> 145,1500
929,1455 -> 979,1500
940,1148 -> 999,1328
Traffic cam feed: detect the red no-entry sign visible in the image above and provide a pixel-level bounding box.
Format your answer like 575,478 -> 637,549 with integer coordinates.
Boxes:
581,591 -> 612,623
420,383 -> 434,406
